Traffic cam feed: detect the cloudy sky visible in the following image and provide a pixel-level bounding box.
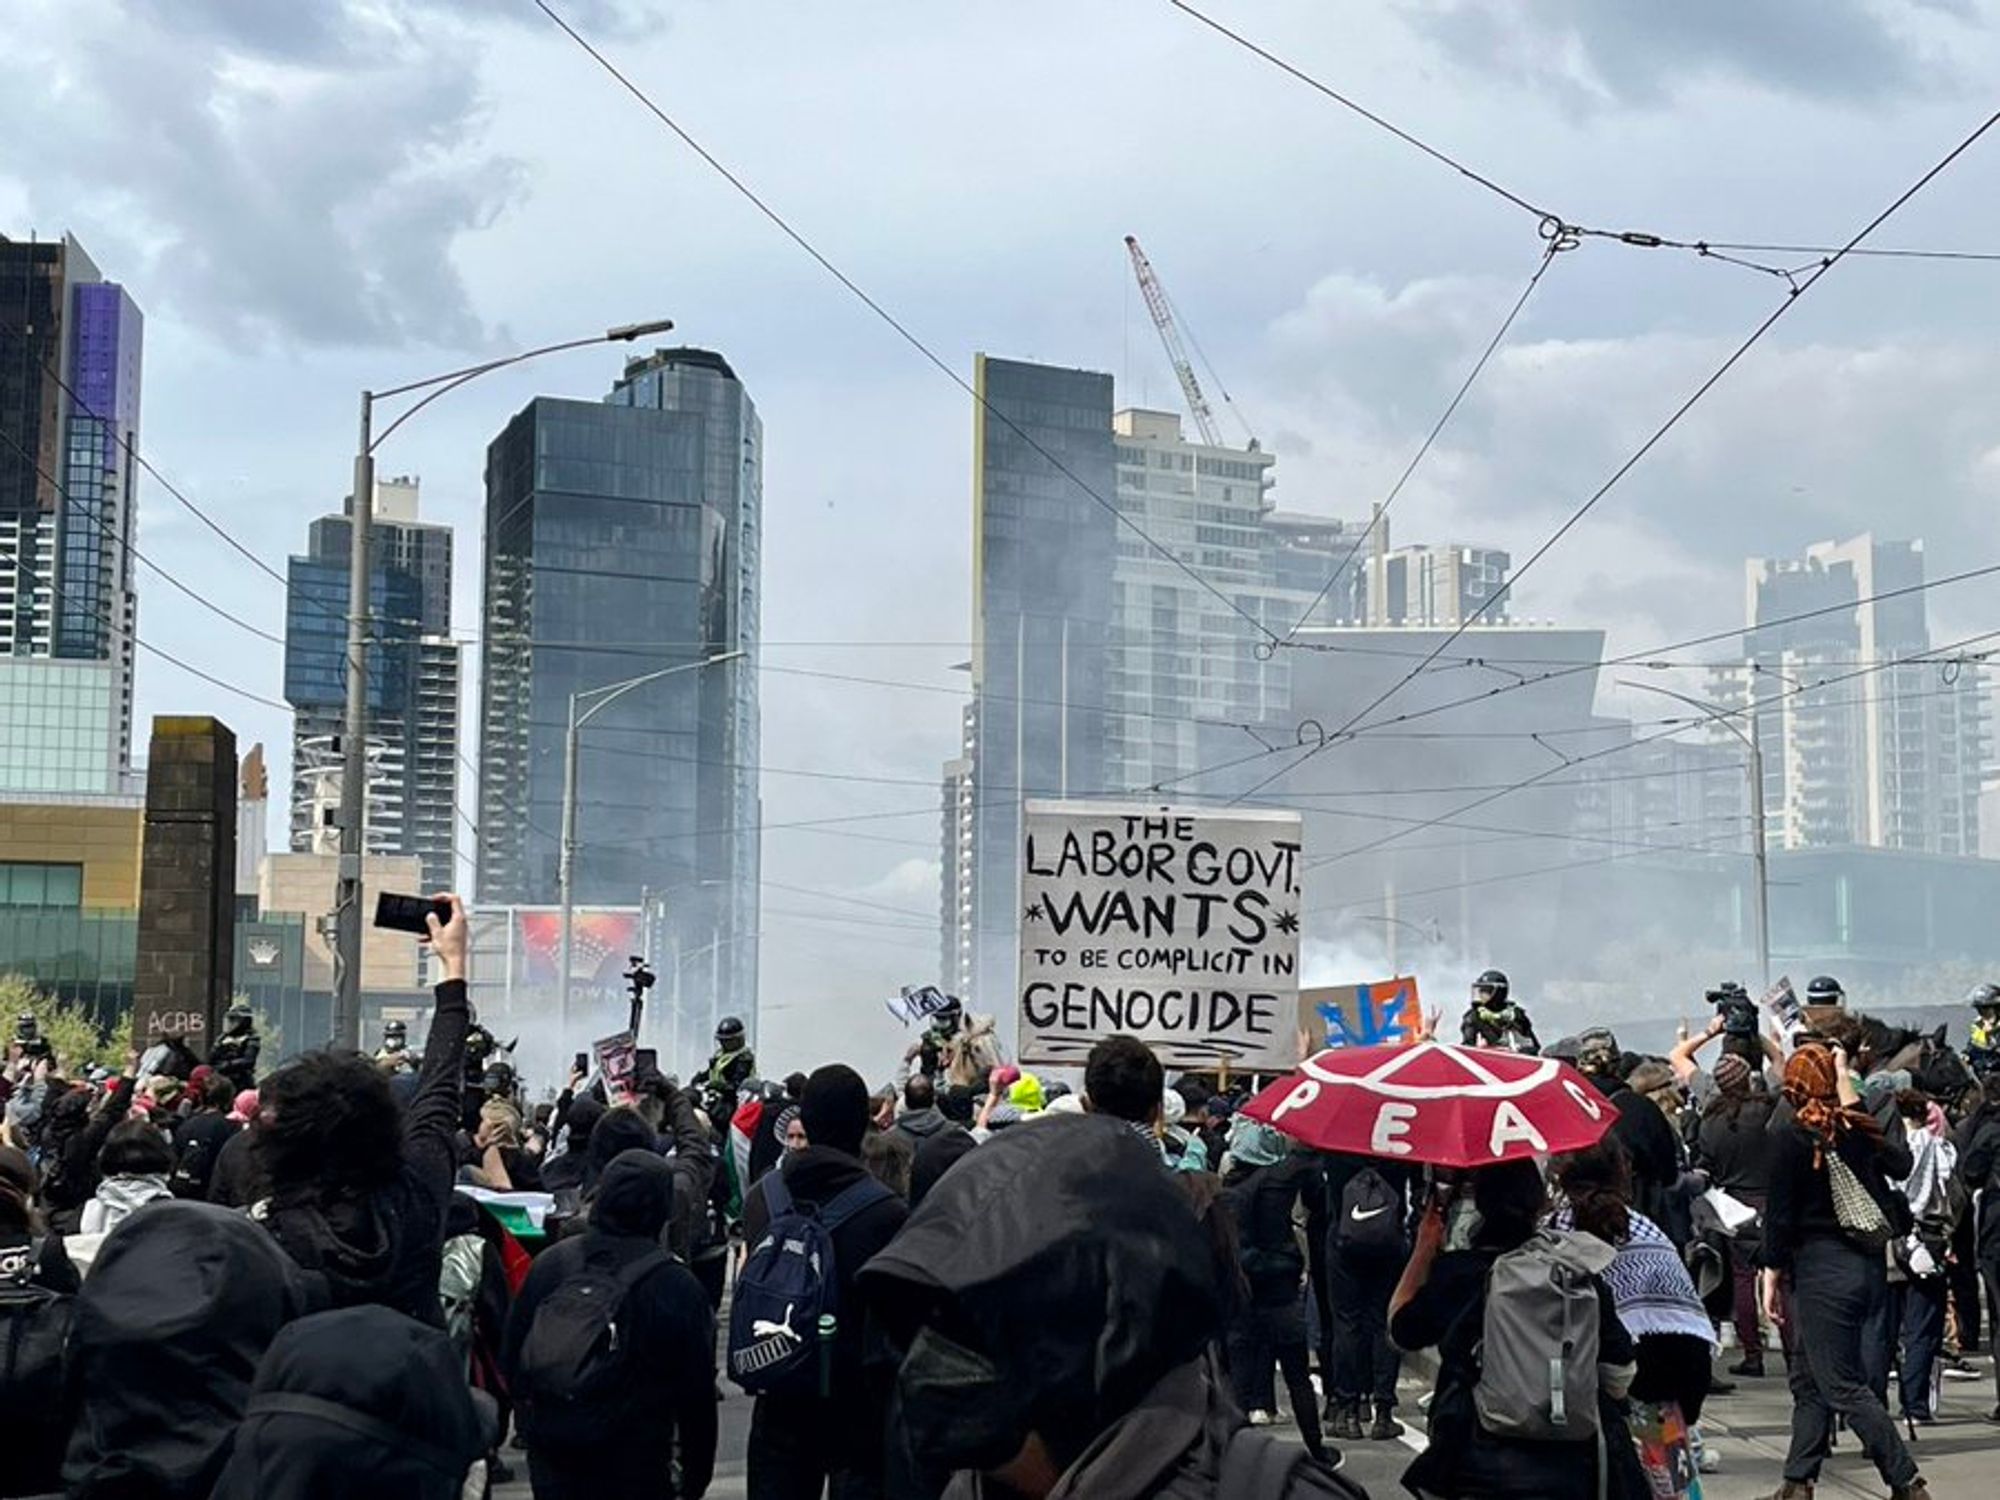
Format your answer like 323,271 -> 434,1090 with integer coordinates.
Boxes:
7,0 -> 1999,1070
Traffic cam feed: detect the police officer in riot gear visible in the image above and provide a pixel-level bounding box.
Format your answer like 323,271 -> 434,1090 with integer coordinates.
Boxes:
1967,983 -> 2000,1080
700,1016 -> 756,1118
210,1001 -> 261,1091
1460,968 -> 1540,1053
1804,974 -> 1847,1009
375,1017 -> 419,1074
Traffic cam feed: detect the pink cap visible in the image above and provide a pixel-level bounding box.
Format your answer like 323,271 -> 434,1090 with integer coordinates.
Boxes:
229,1089 -> 259,1123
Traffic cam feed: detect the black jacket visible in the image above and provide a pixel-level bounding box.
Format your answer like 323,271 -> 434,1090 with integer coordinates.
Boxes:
742,1144 -> 908,1399
170,1109 -> 240,1200
1392,1244 -> 1645,1500
1958,1104 -> 2000,1263
43,1077 -> 134,1225
63,1201 -> 310,1499
1761,1118 -> 1914,1271
861,1116 -> 1225,1493
1222,1153 -> 1320,1306
1588,1073 -> 1682,1226
209,1303 -> 487,1500
1695,1092 -> 1779,1204
258,977 -> 469,1325
503,1152 -> 720,1496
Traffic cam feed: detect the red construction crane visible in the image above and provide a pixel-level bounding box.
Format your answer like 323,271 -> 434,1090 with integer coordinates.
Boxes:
1124,234 -> 1223,448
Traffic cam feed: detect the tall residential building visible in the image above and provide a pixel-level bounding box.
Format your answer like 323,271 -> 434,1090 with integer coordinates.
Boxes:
1106,409 -> 1285,791
1717,533 -> 1984,855
939,704 -> 977,998
960,356 -> 1116,1011
0,233 -> 142,794
283,477 -> 460,893
478,348 -> 761,1046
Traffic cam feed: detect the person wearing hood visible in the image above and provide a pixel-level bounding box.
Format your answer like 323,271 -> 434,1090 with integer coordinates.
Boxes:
1956,1072 -> 2000,1422
539,1087 -> 607,1193
1218,1116 -> 1331,1464
861,1113 -> 1355,1500
0,1144 -> 79,1497
891,1074 -> 955,1145
42,1056 -> 139,1232
505,1149 -> 719,1500
210,1302 -> 490,1500
741,1063 -> 909,1500
207,1092 -> 264,1209
63,1200 -> 311,1499
168,1074 -> 239,1201
251,893 -> 472,1324
77,1117 -> 176,1246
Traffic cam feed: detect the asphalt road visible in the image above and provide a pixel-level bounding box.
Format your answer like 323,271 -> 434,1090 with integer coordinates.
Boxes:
497,1348 -> 2000,1499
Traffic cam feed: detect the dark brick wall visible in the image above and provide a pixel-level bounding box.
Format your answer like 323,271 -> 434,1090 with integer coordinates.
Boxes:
134,716 -> 237,1055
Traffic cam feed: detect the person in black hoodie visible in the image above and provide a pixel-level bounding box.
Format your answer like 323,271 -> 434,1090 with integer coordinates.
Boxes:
1957,1072 -> 2000,1421
505,1150 -> 719,1500
741,1063 -> 909,1500
860,1113 -> 1355,1500
63,1200 -> 310,1499
252,892 -> 471,1325
210,1303 -> 489,1500
168,1074 -> 239,1200
1576,1027 -> 1683,1243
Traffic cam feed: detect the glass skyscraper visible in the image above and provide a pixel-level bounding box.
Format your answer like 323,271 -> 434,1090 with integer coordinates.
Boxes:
478,348 -> 761,1053
283,477 -> 460,893
0,233 -> 142,794
956,355 -> 1116,1012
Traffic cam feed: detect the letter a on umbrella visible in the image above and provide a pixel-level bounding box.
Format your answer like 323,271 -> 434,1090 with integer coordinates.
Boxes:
1240,1042 -> 1614,1169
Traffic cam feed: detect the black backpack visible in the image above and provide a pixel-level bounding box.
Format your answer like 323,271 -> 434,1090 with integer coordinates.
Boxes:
0,1237 -> 75,1431
516,1249 -> 671,1444
1219,1425 -> 1370,1499
1336,1166 -> 1406,1256
728,1172 -> 892,1397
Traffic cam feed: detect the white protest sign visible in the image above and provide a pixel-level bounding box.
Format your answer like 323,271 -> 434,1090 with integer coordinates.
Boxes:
1017,800 -> 1302,1071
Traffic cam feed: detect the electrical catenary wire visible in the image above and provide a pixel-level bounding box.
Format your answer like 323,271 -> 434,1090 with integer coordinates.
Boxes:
0,424 -> 286,647
1228,108 -> 2000,805
533,0 -> 1276,645
1303,623 -> 2000,872
1274,238 -> 1564,648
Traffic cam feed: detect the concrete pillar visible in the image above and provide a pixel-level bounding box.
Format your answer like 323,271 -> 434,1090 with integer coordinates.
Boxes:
134,716 -> 237,1056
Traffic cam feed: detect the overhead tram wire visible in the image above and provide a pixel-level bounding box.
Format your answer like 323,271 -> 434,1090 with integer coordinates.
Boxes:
0,538 -> 289,712
0,426 -> 286,648
1273,238 -> 1566,649
1304,623 -> 2000,873
1226,106 -> 2000,807
1171,3 -> 2000,275
533,0 -> 1276,646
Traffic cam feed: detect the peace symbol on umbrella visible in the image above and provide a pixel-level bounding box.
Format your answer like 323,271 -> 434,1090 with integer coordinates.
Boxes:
1241,1041 -> 1615,1168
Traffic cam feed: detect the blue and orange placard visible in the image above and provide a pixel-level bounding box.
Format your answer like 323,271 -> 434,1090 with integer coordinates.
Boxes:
1296,977 -> 1419,1055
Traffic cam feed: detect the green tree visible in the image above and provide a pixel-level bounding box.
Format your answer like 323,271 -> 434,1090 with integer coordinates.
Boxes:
0,973 -> 123,1074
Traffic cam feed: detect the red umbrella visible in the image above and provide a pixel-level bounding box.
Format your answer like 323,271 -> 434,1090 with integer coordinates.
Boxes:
1242,1041 -> 1615,1168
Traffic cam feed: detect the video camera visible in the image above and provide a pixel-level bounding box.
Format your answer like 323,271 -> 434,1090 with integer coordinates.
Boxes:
1706,982 -> 1760,1040
624,956 -> 656,1007
12,1013 -> 50,1062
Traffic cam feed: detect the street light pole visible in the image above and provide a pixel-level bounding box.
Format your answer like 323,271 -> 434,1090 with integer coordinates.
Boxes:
330,318 -> 674,1050
1620,678 -> 1771,987
557,651 -> 745,1039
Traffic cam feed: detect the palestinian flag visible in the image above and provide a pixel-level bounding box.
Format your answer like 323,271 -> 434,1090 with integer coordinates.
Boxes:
725,1094 -> 764,1223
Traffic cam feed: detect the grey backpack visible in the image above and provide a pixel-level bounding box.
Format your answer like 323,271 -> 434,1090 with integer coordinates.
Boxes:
1473,1229 -> 1616,1441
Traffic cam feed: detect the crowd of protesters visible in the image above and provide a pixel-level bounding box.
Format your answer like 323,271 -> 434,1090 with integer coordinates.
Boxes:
4,915 -> 2000,1500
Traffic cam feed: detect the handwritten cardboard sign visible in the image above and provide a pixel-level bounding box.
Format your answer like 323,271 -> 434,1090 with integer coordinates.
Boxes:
1297,977 -> 1419,1055
1017,800 -> 1301,1071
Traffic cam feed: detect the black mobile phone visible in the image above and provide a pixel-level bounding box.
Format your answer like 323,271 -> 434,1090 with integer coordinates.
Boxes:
373,892 -> 452,936
636,1048 -> 659,1075
572,1051 -> 589,1077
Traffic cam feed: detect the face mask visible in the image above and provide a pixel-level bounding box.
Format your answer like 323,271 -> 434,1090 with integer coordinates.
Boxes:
1444,1197 -> 1485,1251
893,1324 -> 1034,1476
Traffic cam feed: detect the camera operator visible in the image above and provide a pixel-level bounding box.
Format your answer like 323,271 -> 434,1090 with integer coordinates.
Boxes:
1670,985 -> 1784,1110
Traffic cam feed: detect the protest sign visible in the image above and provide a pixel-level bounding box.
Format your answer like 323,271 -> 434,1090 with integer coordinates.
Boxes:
1297,977 -> 1419,1055
1017,800 -> 1301,1071
1761,977 -> 1803,1047
885,984 -> 957,1027
593,1029 -> 638,1105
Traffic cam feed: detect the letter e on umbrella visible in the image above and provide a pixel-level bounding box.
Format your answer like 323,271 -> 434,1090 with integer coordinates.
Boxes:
1372,1101 -> 1418,1155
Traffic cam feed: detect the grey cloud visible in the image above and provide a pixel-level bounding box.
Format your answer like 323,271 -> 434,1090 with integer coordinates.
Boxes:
1396,0 -> 1969,107
171,0 -> 669,60
3,0 -> 531,349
